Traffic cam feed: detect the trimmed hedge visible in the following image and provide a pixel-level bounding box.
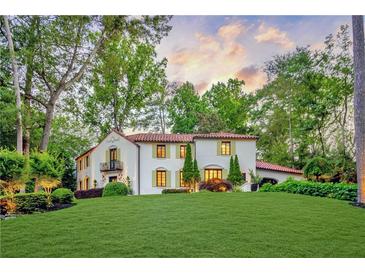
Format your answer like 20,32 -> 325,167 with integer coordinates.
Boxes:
0,192 -> 48,214
51,188 -> 74,204
162,188 -> 190,194
259,179 -> 357,201
74,188 -> 104,199
102,182 -> 128,197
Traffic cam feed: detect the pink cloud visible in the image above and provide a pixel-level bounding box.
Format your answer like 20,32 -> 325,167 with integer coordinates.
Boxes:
218,22 -> 246,40
235,65 -> 267,91
255,23 -> 295,49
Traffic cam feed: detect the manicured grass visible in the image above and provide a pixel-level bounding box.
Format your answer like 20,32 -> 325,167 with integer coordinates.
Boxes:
1,192 -> 365,258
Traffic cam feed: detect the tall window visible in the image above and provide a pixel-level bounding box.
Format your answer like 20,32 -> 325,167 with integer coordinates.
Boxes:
79,181 -> 82,190
86,156 -> 89,168
79,159 -> 82,171
157,145 -> 166,158
156,170 -> 166,187
85,177 -> 89,190
180,145 -> 187,158
179,170 -> 189,187
110,148 -> 117,161
221,141 -> 231,155
204,169 -> 222,181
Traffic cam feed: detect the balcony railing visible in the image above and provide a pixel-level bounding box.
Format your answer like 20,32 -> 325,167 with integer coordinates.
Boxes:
100,160 -> 123,171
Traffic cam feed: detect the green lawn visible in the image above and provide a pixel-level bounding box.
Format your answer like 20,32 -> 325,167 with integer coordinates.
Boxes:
1,192 -> 365,258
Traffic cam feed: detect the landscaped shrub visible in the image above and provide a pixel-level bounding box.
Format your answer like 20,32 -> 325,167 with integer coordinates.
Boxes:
51,188 -> 74,204
199,179 -> 233,192
74,188 -> 104,199
162,188 -> 190,194
13,192 -> 48,214
303,156 -> 332,181
102,182 -> 128,197
259,178 -> 357,201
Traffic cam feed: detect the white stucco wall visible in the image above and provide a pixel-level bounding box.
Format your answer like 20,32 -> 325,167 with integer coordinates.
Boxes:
138,143 -> 187,194
194,139 -> 256,183
256,169 -> 304,183
77,131 -> 138,193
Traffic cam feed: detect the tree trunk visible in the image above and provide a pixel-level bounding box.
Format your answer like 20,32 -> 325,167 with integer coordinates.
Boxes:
23,16 -> 39,155
3,16 -> 23,153
352,15 -> 365,204
39,103 -> 55,152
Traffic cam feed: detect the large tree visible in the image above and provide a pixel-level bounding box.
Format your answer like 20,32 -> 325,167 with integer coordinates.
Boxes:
167,82 -> 206,133
85,35 -> 167,135
352,15 -> 365,204
1,16 -> 172,151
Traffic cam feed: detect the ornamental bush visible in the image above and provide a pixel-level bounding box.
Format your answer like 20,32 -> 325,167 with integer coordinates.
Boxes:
102,182 -> 128,197
74,188 -> 104,199
199,179 -> 233,192
14,192 -> 48,213
259,178 -> 357,201
51,188 -> 74,204
162,188 -> 190,194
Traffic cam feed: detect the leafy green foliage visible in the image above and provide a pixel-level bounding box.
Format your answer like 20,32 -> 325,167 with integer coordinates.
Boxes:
192,159 -> 201,183
86,35 -> 167,135
51,188 -> 74,204
9,192 -> 47,214
182,144 -> 194,186
167,82 -> 206,133
227,155 -> 243,185
303,156 -> 332,180
29,152 -> 64,180
102,182 -> 129,197
202,79 -> 250,133
0,149 -> 25,181
260,179 -> 357,201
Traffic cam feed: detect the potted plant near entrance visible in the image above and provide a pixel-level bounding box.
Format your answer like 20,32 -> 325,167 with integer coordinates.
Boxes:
249,169 -> 262,192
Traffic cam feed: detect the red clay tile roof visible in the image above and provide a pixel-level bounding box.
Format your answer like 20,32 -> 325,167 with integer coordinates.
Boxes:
126,132 -> 258,143
126,133 -> 194,143
256,161 -> 303,174
75,146 -> 96,160
193,132 -> 258,140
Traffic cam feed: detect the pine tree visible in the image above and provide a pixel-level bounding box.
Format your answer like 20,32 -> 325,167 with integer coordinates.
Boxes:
233,155 -> 243,185
227,156 -> 234,182
182,143 -> 194,190
192,159 -> 201,191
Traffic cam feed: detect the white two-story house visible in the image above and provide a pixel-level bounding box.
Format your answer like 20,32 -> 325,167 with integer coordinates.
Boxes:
75,129 -> 303,195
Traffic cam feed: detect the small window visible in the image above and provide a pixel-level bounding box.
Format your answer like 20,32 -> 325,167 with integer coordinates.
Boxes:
156,145 -> 166,158
221,141 -> 231,155
179,170 -> 189,187
109,176 -> 117,183
156,170 -> 166,187
204,169 -> 222,181
86,156 -> 89,168
79,159 -> 82,171
180,145 -> 187,158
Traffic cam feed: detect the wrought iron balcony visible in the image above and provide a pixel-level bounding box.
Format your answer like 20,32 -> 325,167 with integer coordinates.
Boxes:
100,160 -> 123,171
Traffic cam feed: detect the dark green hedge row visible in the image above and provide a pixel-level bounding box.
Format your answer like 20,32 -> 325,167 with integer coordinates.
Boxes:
162,188 -> 190,194
1,188 -> 74,215
259,179 -> 357,201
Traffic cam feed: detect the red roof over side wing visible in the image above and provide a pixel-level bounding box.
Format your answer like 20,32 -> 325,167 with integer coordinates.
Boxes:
256,161 -> 303,175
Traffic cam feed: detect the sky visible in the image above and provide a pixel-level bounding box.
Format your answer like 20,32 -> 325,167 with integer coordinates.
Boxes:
156,16 -> 351,93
